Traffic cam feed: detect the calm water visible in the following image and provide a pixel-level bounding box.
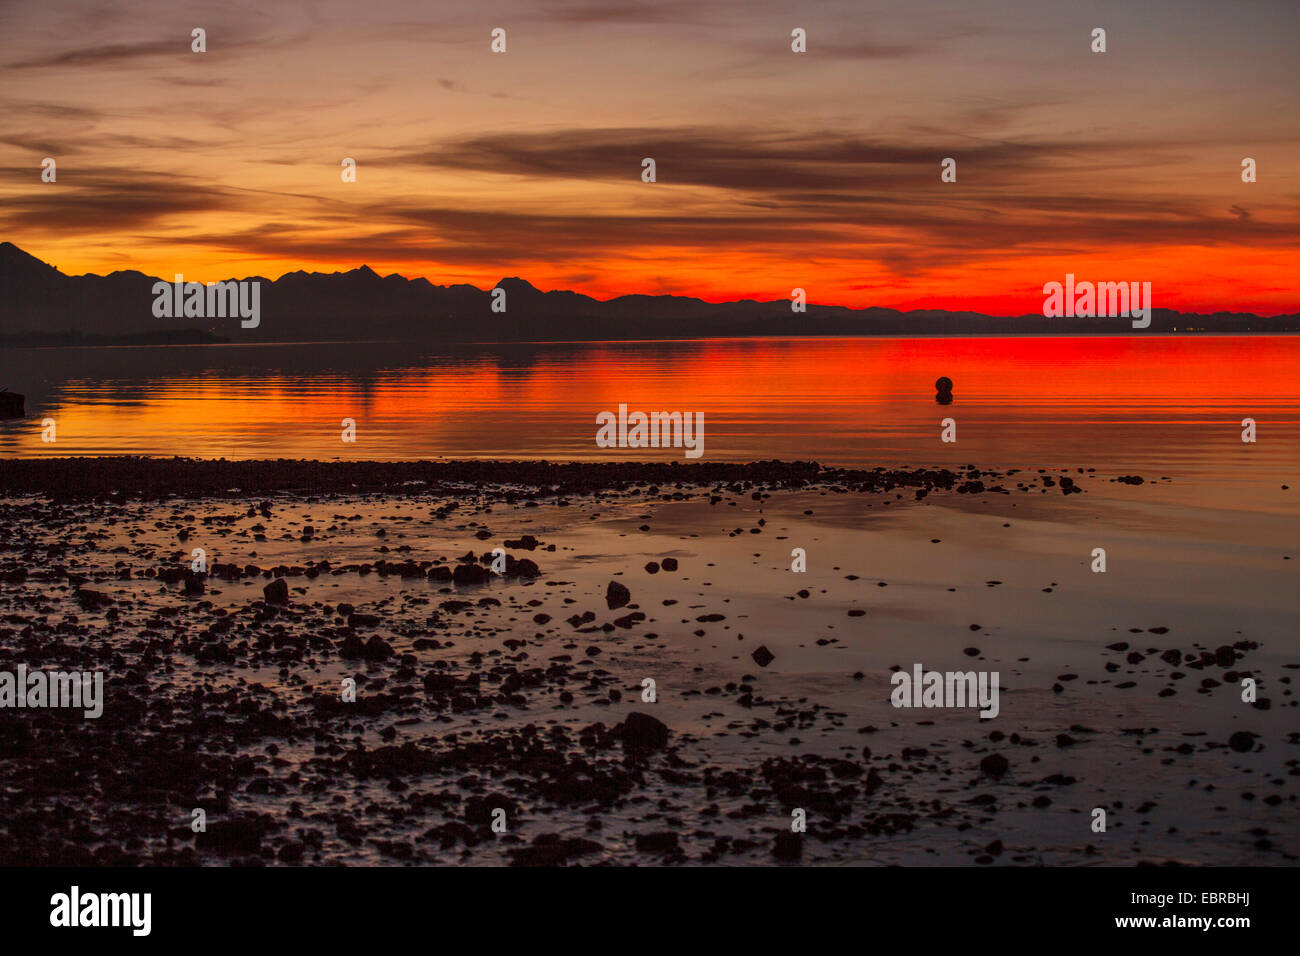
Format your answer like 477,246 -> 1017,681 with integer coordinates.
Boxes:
1,335 -> 1297,496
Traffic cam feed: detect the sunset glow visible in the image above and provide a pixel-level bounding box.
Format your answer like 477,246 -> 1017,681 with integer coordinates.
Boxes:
1,0 -> 1297,313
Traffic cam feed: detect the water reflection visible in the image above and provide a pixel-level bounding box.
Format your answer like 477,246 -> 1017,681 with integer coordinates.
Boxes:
0,337 -> 1295,501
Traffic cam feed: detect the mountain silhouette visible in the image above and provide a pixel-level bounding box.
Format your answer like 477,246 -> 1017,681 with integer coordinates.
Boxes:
1,242 -> 1295,346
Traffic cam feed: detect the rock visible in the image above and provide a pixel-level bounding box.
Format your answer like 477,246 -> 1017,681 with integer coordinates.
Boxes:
644,561 -> 660,574
622,711 -> 669,752
1228,732 -> 1256,753
661,558 -> 678,572
508,834 -> 601,867
751,645 -> 775,668
772,832 -> 802,861
979,753 -> 1010,779
263,579 -> 289,604
465,794 -> 517,826
363,635 -> 394,661
635,832 -> 679,853
75,588 -> 114,610
863,768 -> 883,794
504,556 -> 540,578
196,817 -> 264,854
423,672 -> 459,694
453,563 -> 490,585
606,580 -> 630,609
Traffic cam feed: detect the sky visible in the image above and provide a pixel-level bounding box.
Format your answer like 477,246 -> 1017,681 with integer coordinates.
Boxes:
1,0 -> 1298,314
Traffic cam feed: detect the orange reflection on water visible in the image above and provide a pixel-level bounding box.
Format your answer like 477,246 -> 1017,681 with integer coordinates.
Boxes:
1,338 -> 1297,493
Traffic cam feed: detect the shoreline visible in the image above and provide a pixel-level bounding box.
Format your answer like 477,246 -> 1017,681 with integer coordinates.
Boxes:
0,459 -> 1293,866
0,457 -> 1098,501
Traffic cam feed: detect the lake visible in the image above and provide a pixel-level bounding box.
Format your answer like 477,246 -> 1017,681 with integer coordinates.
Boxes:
1,335 -> 1296,505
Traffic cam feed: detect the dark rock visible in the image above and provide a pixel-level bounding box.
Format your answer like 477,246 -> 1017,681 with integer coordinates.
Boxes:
504,557 -> 540,578
605,580 -> 631,609
635,832 -> 679,853
751,645 -> 775,668
465,794 -> 518,826
772,832 -> 802,861
622,711 -> 669,752
75,588 -> 113,610
508,834 -> 601,867
453,563 -> 490,585
196,817 -> 265,855
979,753 -> 1010,779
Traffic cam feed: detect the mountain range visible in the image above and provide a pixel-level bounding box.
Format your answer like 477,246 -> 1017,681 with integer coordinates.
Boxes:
2,241 -> 1296,346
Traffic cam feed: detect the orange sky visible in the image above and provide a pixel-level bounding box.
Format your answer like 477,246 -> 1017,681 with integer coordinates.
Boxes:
1,0 -> 1297,315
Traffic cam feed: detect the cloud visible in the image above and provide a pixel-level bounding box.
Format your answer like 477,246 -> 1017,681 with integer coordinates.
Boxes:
0,168 -> 249,234
3,30 -> 268,70
391,126 -> 1068,193
6,39 -> 191,70
538,0 -> 707,24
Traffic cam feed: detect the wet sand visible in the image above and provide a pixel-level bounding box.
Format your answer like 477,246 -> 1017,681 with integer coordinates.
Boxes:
0,459 -> 1294,865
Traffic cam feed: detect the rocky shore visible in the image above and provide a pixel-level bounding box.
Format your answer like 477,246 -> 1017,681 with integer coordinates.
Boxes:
0,459 -> 1293,866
